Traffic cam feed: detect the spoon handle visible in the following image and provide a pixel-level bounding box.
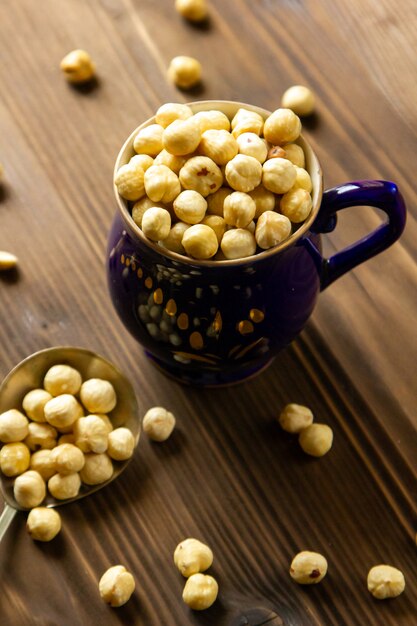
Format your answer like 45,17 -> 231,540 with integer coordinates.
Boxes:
0,504 -> 17,542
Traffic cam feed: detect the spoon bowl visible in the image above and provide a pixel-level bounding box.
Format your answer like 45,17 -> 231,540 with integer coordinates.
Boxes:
0,346 -> 140,527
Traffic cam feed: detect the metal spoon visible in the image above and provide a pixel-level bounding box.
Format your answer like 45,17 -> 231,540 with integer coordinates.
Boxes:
0,346 -> 140,541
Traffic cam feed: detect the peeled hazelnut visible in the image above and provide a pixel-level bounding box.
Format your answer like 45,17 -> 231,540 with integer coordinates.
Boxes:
80,379 -> 117,414
48,472 -> 81,500
107,428 -> 136,461
281,85 -> 315,117
50,444 -> 85,474
22,389 -> 52,422
43,364 -> 82,397
367,565 -> 405,599
290,551 -> 328,584
74,415 -> 109,453
155,102 -> 193,128
174,538 -> 213,577
0,409 -> 29,443
44,395 -> 84,430
14,470 -> 46,509
225,155 -> 262,193
278,404 -> 314,433
168,56 -> 202,90
27,507 -> 61,542
99,565 -> 135,607
80,453 -> 113,485
133,124 -> 164,156
142,407 -> 176,442
0,442 -> 31,477
60,49 -> 95,84
299,424 -> 333,457
24,422 -> 58,451
175,0 -> 208,22
30,449 -> 56,480
280,188 -> 313,223
182,224 -> 219,259
263,108 -> 302,145
182,573 -> 218,610
179,156 -> 223,197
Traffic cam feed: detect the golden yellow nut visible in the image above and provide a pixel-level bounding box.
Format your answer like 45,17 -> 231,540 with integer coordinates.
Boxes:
290,551 -> 328,584
22,389 -> 52,422
129,154 -> 154,172
299,423 -> 333,457
292,167 -> 312,192
44,364 -> 82,397
174,190 -> 207,225
159,222 -> 190,254
280,188 -> 312,223
267,146 -> 286,160
236,133 -> 268,163
114,163 -> 145,202
246,220 -> 256,234
99,565 -> 135,607
255,211 -> 292,250
27,507 -> 61,542
58,433 -> 76,445
163,117 -> 202,156
95,414 -> 113,434
225,155 -> 262,193
168,56 -> 202,89
154,150 -> 188,174
107,428 -> 135,461
0,442 -> 30,477
179,156 -> 223,197
155,102 -> 193,128
0,251 -> 18,271
174,538 -> 213,577
80,379 -> 117,414
198,130 -> 238,165
144,165 -> 181,204
142,207 -> 172,241
30,449 -> 56,480
182,224 -> 218,259
142,407 -> 176,442
264,109 -> 302,145
60,49 -> 95,84
175,0 -> 208,22
14,470 -> 46,509
50,443 -> 85,474
0,409 -> 29,443
367,565 -> 405,600
220,229 -> 256,260
278,403 -> 314,433
223,192 -> 256,229
74,415 -> 109,454
183,573 -> 218,610
80,453 -> 113,485
132,197 -> 164,228
231,108 -> 264,138
44,394 -> 84,430
262,158 -> 296,194
282,143 -> 305,168
201,215 -> 226,243
281,85 -> 315,117
248,186 -> 276,219
133,124 -> 164,156
24,422 -> 57,451
193,110 -> 231,133
48,472 -> 81,500
206,188 -> 232,217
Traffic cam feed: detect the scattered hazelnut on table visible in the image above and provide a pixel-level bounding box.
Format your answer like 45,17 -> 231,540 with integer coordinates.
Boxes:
281,85 -> 315,117
299,423 -> 333,457
14,470 -> 46,509
80,379 -> 117,414
0,409 -> 29,443
290,551 -> 328,584
99,565 -> 135,608
278,404 -> 314,434
0,442 -> 30,477
175,0 -> 208,22
22,389 -> 52,422
60,49 -> 96,84
107,428 -> 135,461
48,472 -> 81,500
168,56 -> 202,89
143,407 -> 176,442
182,573 -> 218,610
174,538 -> 213,577
43,364 -> 82,397
26,507 -> 61,542
367,564 -> 405,599
0,251 -> 18,271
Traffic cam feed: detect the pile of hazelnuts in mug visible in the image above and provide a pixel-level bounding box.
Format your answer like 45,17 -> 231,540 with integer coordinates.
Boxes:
0,364 -> 135,511
115,104 -> 313,261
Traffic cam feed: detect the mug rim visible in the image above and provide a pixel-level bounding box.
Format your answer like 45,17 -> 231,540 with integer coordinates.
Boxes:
114,100 -> 323,267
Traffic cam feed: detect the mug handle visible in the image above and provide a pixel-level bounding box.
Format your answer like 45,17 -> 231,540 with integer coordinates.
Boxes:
310,180 -> 406,290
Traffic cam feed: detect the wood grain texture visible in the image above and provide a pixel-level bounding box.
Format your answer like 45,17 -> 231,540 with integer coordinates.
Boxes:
0,0 -> 416,624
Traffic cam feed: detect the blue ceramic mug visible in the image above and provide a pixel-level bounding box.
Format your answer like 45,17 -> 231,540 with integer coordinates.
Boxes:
107,101 -> 406,386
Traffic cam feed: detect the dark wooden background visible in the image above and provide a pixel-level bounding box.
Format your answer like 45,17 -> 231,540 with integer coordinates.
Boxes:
1,1 -> 416,624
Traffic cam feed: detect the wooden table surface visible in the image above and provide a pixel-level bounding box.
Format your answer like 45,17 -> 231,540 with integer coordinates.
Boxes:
1,1 -> 416,624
